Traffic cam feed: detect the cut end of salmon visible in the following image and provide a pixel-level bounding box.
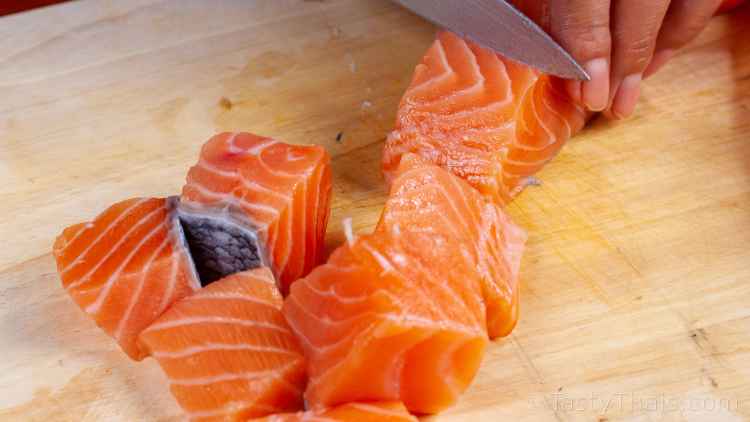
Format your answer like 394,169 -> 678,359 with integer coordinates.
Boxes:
384,154 -> 527,339
249,401 -> 418,421
53,133 -> 333,360
52,197 -> 201,360
283,154 -> 525,413
284,221 -> 490,413
284,156 -> 525,413
138,268 -> 307,422
181,132 -> 332,295
382,31 -> 586,204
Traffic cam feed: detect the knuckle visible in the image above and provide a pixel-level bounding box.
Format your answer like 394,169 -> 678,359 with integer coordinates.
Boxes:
627,36 -> 653,54
613,30 -> 658,72
555,23 -> 612,57
550,3 -> 612,58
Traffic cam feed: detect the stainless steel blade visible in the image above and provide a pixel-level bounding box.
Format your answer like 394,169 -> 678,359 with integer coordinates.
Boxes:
394,0 -> 590,80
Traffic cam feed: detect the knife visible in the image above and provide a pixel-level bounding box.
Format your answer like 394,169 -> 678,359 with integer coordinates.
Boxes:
393,0 -> 590,80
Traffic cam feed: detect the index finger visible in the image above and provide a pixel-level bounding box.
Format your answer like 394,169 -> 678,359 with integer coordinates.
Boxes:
548,0 -> 613,111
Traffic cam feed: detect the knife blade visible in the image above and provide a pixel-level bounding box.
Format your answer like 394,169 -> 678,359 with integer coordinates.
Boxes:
394,0 -> 590,80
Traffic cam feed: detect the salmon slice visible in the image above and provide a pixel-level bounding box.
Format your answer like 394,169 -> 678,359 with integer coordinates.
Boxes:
284,157 -> 526,412
284,228 -> 488,414
251,402 -> 417,421
382,31 -> 587,204
138,268 -> 307,422
53,133 -> 331,361
181,132 -> 332,294
53,197 -> 201,360
379,154 -> 527,339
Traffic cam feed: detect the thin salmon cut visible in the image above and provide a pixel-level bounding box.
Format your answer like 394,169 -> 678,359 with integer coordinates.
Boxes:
379,154 -> 526,339
181,132 -> 332,294
284,229 -> 488,414
53,197 -> 201,360
53,133 -> 332,360
138,268 -> 307,422
382,31 -> 587,204
251,402 -> 417,421
283,158 -> 524,413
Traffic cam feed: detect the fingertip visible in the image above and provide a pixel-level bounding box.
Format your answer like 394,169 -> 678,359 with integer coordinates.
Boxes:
582,58 -> 610,112
610,73 -> 642,119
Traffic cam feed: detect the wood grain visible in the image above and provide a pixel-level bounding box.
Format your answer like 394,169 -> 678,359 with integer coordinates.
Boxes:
1,1 -> 749,421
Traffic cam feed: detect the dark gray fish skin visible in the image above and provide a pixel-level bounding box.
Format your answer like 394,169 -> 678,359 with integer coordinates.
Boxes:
176,202 -> 266,287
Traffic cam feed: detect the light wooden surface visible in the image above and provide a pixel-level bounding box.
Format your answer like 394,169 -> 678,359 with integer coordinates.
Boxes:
1,1 -> 749,421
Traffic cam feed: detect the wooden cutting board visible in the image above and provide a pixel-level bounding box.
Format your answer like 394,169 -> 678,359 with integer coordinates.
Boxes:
1,1 -> 749,420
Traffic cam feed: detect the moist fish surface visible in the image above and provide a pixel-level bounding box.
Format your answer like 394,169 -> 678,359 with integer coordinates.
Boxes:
382,31 -> 587,204
138,268 -> 307,422
53,133 -> 332,360
379,153 -> 526,338
53,197 -> 201,360
283,157 -> 525,414
181,132 -> 332,294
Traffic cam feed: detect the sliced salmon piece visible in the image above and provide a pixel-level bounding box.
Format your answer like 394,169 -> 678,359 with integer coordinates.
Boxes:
138,268 -> 306,422
53,133 -> 331,361
382,31 -> 587,204
284,229 -> 488,414
182,132 -> 332,294
251,402 -> 417,421
284,157 -> 526,413
379,154 -> 526,339
53,197 -> 200,360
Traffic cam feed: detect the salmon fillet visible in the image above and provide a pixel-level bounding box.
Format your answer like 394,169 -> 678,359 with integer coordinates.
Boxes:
182,132 -> 332,294
380,154 -> 526,338
53,133 -> 332,360
53,197 -> 200,360
284,230 -> 488,414
138,268 -> 307,421
284,158 -> 525,413
382,31 -> 586,204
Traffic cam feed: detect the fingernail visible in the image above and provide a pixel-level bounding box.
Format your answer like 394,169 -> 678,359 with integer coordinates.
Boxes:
611,73 -> 642,119
565,80 -> 582,103
644,49 -> 674,79
582,58 -> 610,112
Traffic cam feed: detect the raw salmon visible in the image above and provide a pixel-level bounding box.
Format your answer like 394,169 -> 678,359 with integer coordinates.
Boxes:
53,133 -> 332,359
53,197 -> 200,360
251,402 -> 417,421
379,154 -> 526,339
138,268 -> 307,422
284,230 -> 488,414
382,31 -> 587,204
181,132 -> 332,294
283,158 -> 525,413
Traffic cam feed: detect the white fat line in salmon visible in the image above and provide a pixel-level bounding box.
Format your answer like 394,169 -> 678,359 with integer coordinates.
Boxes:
61,198 -> 151,275
143,316 -> 291,334
152,343 -> 299,359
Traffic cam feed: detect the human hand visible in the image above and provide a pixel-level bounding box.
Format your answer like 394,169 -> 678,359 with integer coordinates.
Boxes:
531,0 -> 724,119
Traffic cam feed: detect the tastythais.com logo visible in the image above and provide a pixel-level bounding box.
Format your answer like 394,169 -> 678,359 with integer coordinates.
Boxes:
529,392 -> 744,414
